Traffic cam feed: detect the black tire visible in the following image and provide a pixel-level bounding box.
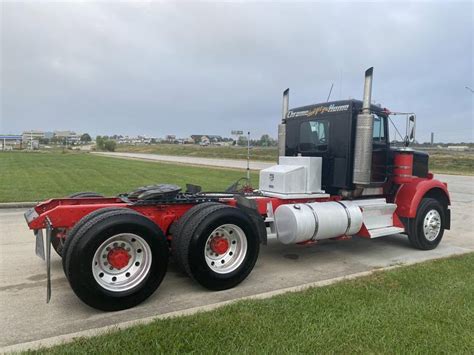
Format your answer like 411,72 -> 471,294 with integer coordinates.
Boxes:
51,230 -> 65,257
406,198 -> 445,250
175,204 -> 260,290
51,192 -> 104,258
170,202 -> 221,269
68,192 -> 104,198
62,207 -> 126,277
64,208 -> 169,311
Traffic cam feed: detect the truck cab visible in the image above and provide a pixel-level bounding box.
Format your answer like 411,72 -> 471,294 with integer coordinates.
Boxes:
280,68 -> 430,198
283,100 -> 394,194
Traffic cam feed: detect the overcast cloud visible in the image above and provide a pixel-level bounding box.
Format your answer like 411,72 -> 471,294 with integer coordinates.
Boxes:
1,1 -> 473,142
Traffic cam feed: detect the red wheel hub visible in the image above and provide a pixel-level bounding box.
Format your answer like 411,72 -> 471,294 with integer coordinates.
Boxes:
210,236 -> 229,255
107,248 -> 131,270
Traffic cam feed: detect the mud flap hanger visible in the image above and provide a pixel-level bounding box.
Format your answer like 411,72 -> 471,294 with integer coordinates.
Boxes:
234,195 -> 268,245
35,217 -> 52,303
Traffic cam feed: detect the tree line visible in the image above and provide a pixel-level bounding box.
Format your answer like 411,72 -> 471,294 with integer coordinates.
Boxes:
95,136 -> 117,152
236,134 -> 277,147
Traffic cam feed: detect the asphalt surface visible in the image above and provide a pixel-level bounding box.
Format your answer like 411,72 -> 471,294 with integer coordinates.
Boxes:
1,158 -> 473,350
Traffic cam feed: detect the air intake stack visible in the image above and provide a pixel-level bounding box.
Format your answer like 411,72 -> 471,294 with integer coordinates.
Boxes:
278,89 -> 289,160
353,67 -> 375,186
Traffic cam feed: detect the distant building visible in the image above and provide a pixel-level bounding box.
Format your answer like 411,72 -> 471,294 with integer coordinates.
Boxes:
191,135 -> 223,145
54,130 -> 81,145
165,135 -> 176,143
22,130 -> 45,142
447,146 -> 469,151
182,137 -> 195,144
0,135 -> 22,150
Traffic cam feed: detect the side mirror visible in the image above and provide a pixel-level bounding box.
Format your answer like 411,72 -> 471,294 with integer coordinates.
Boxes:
405,114 -> 416,146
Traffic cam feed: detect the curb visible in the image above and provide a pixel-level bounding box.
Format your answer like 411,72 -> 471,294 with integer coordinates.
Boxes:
0,269 -> 379,353
0,202 -> 37,209
1,250 -> 472,353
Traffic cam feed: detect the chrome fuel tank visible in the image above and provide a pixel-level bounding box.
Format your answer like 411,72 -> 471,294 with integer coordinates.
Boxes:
274,201 -> 363,244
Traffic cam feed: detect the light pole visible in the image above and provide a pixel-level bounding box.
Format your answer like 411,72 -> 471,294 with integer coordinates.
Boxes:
246,131 -> 250,181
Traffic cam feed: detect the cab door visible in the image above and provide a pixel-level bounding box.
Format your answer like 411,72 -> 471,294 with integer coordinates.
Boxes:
371,115 -> 389,183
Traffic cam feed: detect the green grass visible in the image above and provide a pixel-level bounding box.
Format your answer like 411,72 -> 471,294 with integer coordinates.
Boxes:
0,151 -> 257,202
29,253 -> 474,354
0,149 -> 471,203
426,150 -> 474,175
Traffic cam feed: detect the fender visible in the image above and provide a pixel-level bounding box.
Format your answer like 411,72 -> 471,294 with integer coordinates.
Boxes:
395,176 -> 450,218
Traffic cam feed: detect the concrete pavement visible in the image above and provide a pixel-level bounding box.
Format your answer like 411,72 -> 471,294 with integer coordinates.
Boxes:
92,151 -> 274,170
1,169 -> 473,350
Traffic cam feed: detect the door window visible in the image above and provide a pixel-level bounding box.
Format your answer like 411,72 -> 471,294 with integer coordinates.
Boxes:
373,115 -> 386,142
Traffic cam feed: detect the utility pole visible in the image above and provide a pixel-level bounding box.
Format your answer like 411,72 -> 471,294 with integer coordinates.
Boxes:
431,132 -> 434,146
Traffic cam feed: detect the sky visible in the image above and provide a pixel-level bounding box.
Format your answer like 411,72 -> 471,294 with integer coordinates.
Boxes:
1,1 -> 473,142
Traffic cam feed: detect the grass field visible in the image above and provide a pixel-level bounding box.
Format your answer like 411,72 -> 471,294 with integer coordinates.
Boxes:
117,144 -> 473,175
426,150 -> 474,175
29,253 -> 474,354
0,149 -> 471,203
0,151 -> 257,202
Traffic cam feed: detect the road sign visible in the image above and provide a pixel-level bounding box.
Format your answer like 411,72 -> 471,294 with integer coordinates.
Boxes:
231,130 -> 243,135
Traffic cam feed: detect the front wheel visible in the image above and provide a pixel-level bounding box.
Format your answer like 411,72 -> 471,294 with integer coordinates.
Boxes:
64,208 -> 168,311
406,198 -> 445,250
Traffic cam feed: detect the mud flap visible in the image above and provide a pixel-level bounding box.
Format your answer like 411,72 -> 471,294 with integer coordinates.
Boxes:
45,218 -> 52,303
35,229 -> 45,260
445,208 -> 451,230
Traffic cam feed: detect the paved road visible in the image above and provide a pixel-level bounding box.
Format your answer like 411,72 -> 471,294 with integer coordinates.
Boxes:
92,151 -> 274,170
1,169 -> 473,349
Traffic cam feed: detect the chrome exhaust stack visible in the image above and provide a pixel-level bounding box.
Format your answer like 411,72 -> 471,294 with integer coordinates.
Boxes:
278,88 -> 289,160
353,67 -> 375,186
362,67 -> 373,114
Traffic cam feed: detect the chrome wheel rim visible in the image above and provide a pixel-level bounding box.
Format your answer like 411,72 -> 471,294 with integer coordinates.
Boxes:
92,233 -> 152,292
423,209 -> 441,241
204,224 -> 247,274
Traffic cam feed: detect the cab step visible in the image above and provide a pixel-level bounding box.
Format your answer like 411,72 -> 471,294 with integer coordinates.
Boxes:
367,226 -> 405,239
353,198 -> 397,230
353,198 -> 404,238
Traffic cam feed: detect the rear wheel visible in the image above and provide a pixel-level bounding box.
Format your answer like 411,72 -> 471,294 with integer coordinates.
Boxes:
62,207 -> 122,277
170,202 -> 221,268
175,204 -> 259,290
64,208 -> 168,311
51,229 -> 66,257
406,198 -> 445,250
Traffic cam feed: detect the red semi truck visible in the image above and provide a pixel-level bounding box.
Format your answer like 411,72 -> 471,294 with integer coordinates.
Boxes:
25,68 -> 450,311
